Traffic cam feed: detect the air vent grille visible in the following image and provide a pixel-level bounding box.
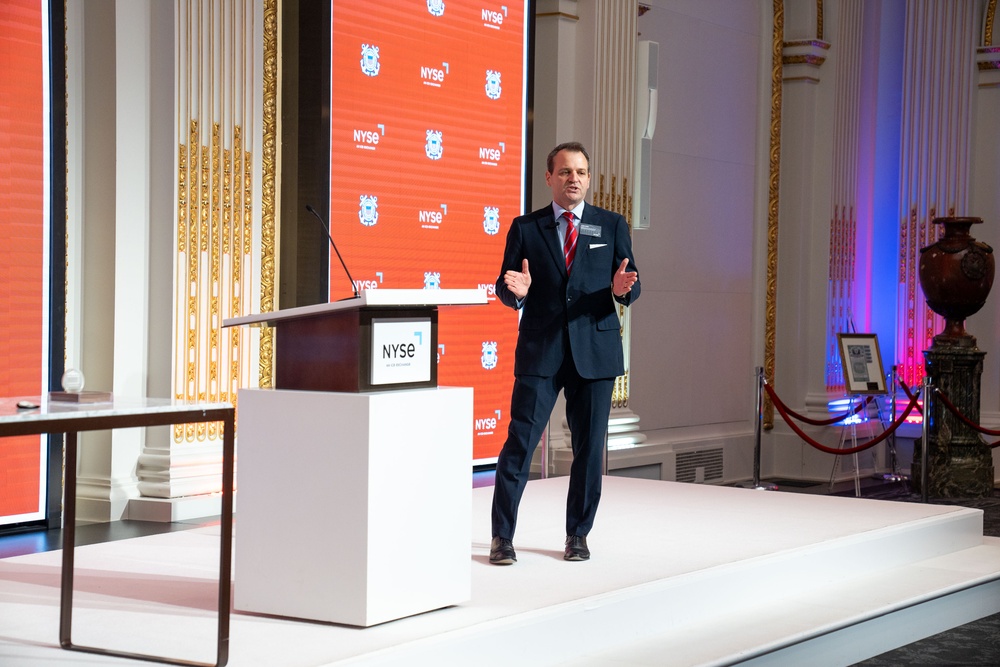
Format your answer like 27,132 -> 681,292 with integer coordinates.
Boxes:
676,448 -> 724,483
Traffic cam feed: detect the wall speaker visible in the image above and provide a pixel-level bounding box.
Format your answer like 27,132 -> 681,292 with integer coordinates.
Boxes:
632,40 -> 658,231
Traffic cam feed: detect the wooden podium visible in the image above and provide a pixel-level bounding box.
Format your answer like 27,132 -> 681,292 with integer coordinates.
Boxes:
223,288 -> 487,392
224,289 -> 486,626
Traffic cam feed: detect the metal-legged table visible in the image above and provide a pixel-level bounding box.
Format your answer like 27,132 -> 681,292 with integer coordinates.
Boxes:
0,396 -> 235,666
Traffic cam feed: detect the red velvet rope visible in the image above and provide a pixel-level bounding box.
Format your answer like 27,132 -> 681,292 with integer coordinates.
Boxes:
764,383 -> 920,455
933,388 -> 1000,448
770,394 -> 875,426
896,378 -> 924,416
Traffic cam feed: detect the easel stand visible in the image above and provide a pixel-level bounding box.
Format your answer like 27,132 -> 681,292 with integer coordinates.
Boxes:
874,367 -> 908,483
828,394 -> 879,497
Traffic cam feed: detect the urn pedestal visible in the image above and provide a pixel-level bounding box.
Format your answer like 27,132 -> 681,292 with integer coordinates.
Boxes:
913,346 -> 994,497
913,217 -> 995,498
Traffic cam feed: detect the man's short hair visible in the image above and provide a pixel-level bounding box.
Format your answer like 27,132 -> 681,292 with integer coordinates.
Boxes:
546,142 -> 591,174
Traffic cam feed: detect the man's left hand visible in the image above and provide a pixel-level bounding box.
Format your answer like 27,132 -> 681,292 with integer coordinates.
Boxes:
612,258 -> 638,297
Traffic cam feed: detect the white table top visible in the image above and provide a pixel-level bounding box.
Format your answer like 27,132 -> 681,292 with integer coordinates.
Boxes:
0,395 -> 233,425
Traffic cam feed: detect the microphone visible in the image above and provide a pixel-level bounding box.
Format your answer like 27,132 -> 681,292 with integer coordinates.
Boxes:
306,204 -> 360,299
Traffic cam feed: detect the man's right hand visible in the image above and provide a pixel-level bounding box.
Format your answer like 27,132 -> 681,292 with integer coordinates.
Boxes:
504,259 -> 531,300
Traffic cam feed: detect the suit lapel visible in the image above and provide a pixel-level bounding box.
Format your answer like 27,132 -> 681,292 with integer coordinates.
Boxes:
539,209 -> 567,275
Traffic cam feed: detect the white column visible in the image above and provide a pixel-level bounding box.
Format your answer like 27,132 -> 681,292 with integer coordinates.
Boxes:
971,34 -> 1000,481
73,0 -> 153,521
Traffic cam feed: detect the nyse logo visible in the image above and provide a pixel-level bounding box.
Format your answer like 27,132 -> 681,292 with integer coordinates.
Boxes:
485,70 -> 502,100
475,410 -> 502,434
423,272 -> 441,289
481,341 -> 498,370
381,341 -> 417,362
479,141 -> 504,166
477,283 -> 497,300
427,0 -> 445,17
418,206 -> 445,228
360,44 -> 380,77
353,124 -> 384,150
483,206 -> 501,235
354,272 -> 382,292
358,195 -> 379,226
425,130 -> 444,160
482,7 -> 506,28
421,63 -> 448,87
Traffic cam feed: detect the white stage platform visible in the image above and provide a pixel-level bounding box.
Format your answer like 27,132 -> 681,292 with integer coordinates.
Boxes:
0,476 -> 998,666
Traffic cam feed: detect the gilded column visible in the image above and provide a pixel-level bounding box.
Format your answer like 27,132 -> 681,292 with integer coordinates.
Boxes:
133,0 -> 272,517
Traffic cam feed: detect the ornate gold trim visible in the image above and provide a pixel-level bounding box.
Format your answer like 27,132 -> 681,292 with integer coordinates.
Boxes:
764,0 -> 784,429
817,0 -> 824,41
259,0 -> 278,388
783,39 -> 830,49
986,0 -> 996,46
782,54 -> 827,67
174,1 -> 263,441
596,174 -> 633,409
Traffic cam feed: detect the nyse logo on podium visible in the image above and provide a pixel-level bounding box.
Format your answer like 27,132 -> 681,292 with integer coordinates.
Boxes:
371,317 -> 432,386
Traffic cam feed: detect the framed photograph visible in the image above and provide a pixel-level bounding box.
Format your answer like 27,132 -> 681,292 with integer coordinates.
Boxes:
837,333 -> 887,395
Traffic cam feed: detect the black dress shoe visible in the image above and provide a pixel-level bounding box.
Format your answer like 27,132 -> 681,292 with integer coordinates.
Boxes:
564,534 -> 590,561
490,537 -> 517,565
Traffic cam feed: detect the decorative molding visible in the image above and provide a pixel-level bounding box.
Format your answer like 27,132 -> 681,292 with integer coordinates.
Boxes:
783,39 -> 829,49
173,0 -> 263,442
535,12 -> 579,22
978,48 -> 1000,70
596,175 -> 633,408
986,0 -> 996,46
980,5 -> 1000,84
259,0 -> 277,388
782,38 -> 830,83
977,45 -> 1000,88
783,54 -> 827,65
763,0 -> 784,429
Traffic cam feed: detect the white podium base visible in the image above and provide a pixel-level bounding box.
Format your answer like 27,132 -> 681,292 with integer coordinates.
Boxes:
234,387 -> 473,627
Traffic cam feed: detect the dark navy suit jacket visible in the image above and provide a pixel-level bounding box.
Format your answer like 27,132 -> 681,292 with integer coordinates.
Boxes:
495,203 -> 640,380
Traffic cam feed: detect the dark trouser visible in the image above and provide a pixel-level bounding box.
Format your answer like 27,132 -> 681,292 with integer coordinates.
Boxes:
491,353 -> 615,540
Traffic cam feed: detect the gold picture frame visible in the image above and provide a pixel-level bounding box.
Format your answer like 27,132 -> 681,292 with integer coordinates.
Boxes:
837,333 -> 887,395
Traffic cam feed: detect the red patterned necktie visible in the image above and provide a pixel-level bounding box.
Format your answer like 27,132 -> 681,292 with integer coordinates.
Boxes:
562,211 -> 578,273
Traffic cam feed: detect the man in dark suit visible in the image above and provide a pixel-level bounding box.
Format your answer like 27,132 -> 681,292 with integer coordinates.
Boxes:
490,142 -> 640,564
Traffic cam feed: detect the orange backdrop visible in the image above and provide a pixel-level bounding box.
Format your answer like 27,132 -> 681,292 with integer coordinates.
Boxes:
330,2 -> 527,461
0,0 -> 46,523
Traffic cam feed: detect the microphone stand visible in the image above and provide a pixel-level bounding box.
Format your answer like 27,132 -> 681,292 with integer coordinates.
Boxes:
306,204 -> 360,299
